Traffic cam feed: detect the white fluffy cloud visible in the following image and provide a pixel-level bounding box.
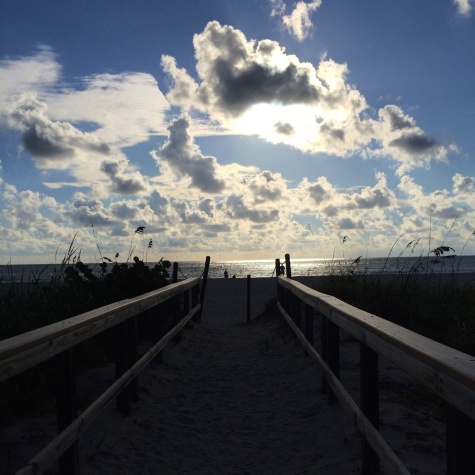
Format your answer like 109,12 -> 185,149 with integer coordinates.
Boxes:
0,48 -> 170,149
453,0 -> 473,16
152,114 -> 226,194
163,21 -> 454,174
281,1 -> 322,41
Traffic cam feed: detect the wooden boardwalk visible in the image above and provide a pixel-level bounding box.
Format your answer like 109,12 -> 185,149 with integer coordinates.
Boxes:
76,278 -> 363,474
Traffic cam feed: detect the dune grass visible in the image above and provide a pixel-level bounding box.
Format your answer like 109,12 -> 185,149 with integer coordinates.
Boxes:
319,234 -> 475,355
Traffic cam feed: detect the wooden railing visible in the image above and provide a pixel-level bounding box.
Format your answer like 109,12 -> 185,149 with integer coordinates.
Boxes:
276,274 -> 475,475
0,260 -> 208,475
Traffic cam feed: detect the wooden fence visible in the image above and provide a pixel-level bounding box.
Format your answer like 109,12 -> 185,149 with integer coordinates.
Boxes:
276,255 -> 475,475
0,257 -> 209,475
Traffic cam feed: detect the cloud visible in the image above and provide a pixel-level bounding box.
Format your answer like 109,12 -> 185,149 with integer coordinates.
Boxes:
269,0 -> 286,17
6,93 -> 111,168
0,46 -> 60,111
372,105 -> 449,175
152,114 -> 226,193
247,170 -> 285,204
453,0 -> 473,16
100,159 -> 147,195
281,1 -> 322,41
453,173 -> 475,194
163,22 -> 453,174
165,22 -> 324,119
0,48 -> 170,150
225,195 -> 280,223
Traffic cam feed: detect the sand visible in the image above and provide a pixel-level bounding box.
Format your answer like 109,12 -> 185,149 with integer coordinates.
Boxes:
1,277 -> 450,474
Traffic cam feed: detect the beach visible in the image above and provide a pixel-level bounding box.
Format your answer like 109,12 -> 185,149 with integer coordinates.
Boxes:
0,277 -> 457,474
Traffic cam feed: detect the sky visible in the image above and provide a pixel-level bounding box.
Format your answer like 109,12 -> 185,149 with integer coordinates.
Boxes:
1,0 -> 475,265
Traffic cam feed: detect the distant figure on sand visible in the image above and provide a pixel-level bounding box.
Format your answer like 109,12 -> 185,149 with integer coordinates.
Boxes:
280,264 -> 285,275
224,269 -> 228,278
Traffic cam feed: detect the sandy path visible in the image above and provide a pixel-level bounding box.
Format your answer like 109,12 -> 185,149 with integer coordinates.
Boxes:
77,278 -> 362,474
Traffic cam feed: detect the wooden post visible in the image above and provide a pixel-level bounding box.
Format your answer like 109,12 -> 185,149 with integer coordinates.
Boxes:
291,293 -> 301,330
285,253 -> 292,279
321,315 -> 328,394
115,321 -> 130,412
127,316 -> 139,401
304,303 -> 313,345
326,318 -> 340,404
153,303 -> 164,363
192,284 -> 200,322
360,343 -> 380,474
447,404 -> 475,474
183,287 -> 190,316
172,262 -> 179,324
56,349 -> 79,475
198,256 -> 210,322
247,275 -> 251,323
275,258 -> 281,277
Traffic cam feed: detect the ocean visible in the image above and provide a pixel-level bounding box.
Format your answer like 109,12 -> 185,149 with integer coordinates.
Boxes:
1,255 -> 475,283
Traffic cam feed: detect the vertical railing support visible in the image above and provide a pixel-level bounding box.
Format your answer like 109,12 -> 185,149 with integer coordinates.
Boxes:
127,316 -> 139,401
115,321 -> 130,412
326,317 -> 340,404
285,253 -> 292,279
56,348 -> 79,475
447,405 -> 475,474
198,256 -> 210,322
321,314 -> 328,394
183,287 -> 190,316
192,284 -> 200,322
304,303 -> 313,346
291,293 -> 301,330
247,275 -> 251,323
153,303 -> 164,363
360,343 -> 380,474
275,258 -> 281,277
172,262 -> 179,324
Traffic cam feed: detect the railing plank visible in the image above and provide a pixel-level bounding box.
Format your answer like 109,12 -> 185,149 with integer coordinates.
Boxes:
278,302 -> 410,475
277,276 -> 475,420
14,303 -> 201,475
0,278 -> 200,382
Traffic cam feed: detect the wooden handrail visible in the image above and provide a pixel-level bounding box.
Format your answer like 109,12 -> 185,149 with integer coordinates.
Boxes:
278,276 -> 475,417
0,277 -> 200,382
14,304 -> 201,475
277,275 -> 475,474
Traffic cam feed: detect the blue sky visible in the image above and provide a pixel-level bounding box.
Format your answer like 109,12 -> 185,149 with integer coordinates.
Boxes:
1,0 -> 474,264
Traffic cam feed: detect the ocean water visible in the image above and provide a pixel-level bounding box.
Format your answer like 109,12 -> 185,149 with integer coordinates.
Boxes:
1,255 -> 475,283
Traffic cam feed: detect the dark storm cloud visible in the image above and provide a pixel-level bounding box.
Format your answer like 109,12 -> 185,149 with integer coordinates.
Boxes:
156,114 -> 225,193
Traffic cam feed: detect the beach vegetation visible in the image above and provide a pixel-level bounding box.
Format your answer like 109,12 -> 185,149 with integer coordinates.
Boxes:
0,229 -> 172,427
320,230 -> 475,355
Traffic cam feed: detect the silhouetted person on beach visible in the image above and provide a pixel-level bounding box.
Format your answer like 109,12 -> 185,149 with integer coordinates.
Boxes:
224,269 -> 228,278
280,264 -> 285,275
